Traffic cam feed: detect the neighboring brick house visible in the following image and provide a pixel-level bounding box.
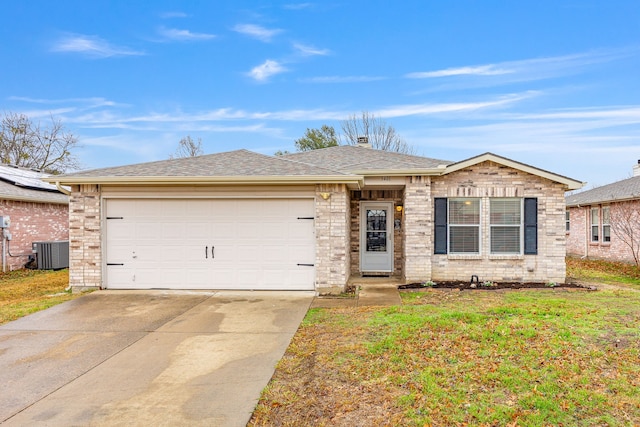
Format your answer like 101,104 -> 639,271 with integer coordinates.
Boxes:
566,161 -> 640,265
0,165 -> 69,271
47,145 -> 583,293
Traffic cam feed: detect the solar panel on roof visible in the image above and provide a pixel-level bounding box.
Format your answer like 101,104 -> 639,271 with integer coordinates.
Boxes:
0,165 -> 59,191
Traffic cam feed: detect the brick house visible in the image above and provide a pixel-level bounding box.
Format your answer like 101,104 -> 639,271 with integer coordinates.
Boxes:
0,165 -> 69,271
47,145 -> 582,293
566,161 -> 640,265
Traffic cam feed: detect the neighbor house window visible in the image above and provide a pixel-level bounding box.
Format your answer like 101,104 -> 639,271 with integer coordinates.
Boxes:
449,199 -> 480,253
602,206 -> 611,243
490,199 -> 521,254
591,207 -> 599,242
565,210 -> 570,232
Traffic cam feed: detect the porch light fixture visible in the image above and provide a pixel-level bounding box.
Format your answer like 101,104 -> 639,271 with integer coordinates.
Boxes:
320,192 -> 331,200
396,205 -> 403,212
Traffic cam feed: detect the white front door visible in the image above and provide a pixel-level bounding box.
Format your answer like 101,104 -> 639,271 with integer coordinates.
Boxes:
360,202 -> 393,272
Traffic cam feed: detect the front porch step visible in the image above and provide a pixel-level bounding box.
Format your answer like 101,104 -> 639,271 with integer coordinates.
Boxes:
349,275 -> 403,307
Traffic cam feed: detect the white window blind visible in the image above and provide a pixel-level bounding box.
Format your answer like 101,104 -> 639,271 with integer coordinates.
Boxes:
449,199 -> 480,253
490,199 -> 521,254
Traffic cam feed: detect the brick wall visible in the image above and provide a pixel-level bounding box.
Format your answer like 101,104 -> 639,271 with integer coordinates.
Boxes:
315,184 -> 350,294
567,201 -> 640,265
430,161 -> 568,284
349,189 -> 403,276
0,199 -> 68,270
566,206 -> 587,258
69,184 -> 102,292
403,176 -> 432,283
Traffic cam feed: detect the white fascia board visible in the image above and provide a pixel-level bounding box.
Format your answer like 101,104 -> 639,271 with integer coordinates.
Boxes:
43,175 -> 364,186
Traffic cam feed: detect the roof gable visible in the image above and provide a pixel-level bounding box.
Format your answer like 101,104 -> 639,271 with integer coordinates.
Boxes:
566,175 -> 640,206
444,153 -> 584,190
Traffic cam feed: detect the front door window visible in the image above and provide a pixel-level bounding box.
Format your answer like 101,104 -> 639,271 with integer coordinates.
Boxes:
366,209 -> 387,252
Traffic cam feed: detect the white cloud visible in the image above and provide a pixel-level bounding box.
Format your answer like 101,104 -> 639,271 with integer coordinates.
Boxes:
49,92 -> 537,129
247,60 -> 287,82
293,42 -> 330,56
50,33 -> 144,58
158,27 -> 216,41
405,48 -> 635,87
8,96 -> 122,108
406,65 -> 512,78
233,24 -> 283,42
374,92 -> 537,118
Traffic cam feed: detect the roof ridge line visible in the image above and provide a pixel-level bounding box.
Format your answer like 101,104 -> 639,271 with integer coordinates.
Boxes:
267,150 -> 353,176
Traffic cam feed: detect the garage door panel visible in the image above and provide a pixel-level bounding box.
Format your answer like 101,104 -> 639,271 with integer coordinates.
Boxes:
237,222 -> 261,239
212,222 -> 237,239
160,223 -> 187,240
105,198 -> 315,290
107,222 -> 134,240
106,267 -> 133,287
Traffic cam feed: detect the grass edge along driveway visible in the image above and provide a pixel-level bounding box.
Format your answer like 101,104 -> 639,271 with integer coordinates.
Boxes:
251,263 -> 640,426
0,269 -> 77,325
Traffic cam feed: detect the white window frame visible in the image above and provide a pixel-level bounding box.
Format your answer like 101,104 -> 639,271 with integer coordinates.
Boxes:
489,198 -> 523,255
591,207 -> 600,242
565,210 -> 570,233
602,206 -> 611,243
448,198 -> 481,254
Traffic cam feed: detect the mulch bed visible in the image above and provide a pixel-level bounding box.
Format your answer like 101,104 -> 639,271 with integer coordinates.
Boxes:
398,281 -> 588,291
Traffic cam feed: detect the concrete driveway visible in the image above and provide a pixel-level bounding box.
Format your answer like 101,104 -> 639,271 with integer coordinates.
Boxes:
0,290 -> 313,426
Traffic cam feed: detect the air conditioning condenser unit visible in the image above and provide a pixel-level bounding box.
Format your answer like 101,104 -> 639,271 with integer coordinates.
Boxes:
32,241 -> 69,270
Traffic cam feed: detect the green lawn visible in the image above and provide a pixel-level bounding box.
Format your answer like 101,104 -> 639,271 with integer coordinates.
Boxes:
250,259 -> 640,426
567,256 -> 640,289
0,269 -> 78,325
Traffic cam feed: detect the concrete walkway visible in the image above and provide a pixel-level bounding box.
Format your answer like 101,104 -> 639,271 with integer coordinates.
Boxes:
312,278 -> 403,308
0,290 -> 313,427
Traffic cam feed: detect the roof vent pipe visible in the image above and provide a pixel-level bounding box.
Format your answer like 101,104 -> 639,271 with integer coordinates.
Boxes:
356,136 -> 371,148
634,160 -> 640,177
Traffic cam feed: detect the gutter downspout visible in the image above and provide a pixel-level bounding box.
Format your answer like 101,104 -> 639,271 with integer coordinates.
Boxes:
55,182 -> 71,195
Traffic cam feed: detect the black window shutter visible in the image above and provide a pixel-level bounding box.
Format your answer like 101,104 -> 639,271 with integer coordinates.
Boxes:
434,198 -> 448,254
524,198 -> 538,255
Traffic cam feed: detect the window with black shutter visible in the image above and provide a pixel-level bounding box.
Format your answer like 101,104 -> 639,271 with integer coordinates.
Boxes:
434,198 -> 447,254
524,198 -> 538,255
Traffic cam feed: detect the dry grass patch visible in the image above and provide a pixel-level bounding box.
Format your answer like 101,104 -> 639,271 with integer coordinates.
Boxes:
0,269 -> 79,324
567,256 -> 640,289
250,289 -> 640,426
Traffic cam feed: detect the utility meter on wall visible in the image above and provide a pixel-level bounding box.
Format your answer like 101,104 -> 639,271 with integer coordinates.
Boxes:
0,216 -> 10,228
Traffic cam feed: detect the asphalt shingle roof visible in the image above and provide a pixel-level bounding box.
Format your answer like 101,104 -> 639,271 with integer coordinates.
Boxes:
283,145 -> 452,172
59,149 -> 353,178
566,175 -> 640,206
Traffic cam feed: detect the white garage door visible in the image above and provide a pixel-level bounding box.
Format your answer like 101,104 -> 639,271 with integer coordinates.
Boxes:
104,199 -> 316,290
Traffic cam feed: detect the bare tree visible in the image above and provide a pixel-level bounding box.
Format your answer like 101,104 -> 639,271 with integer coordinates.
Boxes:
340,111 -> 415,154
0,112 -> 80,174
610,200 -> 640,267
170,135 -> 203,159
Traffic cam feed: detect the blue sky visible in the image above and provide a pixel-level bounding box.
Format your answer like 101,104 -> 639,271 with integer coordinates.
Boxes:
2,1 -> 639,188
